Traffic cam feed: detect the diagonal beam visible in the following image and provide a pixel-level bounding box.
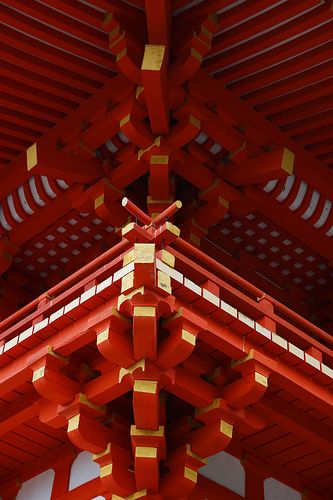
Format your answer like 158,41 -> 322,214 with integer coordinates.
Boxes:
0,75 -> 133,200
141,44 -> 169,134
245,186 -> 333,261
224,148 -> 294,186
10,186 -> 75,247
191,70 -> 333,199
26,143 -> 103,183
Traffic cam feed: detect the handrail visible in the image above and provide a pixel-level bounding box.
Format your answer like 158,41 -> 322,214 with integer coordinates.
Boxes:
169,247 -> 333,358
175,237 -> 265,299
173,237 -> 333,349
0,197 -> 183,337
271,298 -> 333,348
0,196 -> 331,353
0,238 -> 130,335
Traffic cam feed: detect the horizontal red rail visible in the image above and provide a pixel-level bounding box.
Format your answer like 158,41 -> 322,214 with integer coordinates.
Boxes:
173,237 -> 333,350
0,238 -> 130,338
175,237 -> 264,299
0,230 -> 331,361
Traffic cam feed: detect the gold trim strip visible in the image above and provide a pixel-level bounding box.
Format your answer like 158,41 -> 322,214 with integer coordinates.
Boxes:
182,329 -> 196,346
135,446 -> 157,458
133,306 -> 156,317
133,380 -> 157,394
184,467 -> 197,483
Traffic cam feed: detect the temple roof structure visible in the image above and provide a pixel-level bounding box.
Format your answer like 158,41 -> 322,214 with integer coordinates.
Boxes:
0,1 -> 332,499
0,0 -> 332,328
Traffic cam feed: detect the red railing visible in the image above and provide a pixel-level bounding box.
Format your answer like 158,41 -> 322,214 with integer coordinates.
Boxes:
0,198 -> 331,363
0,239 -> 130,343
173,238 -> 333,348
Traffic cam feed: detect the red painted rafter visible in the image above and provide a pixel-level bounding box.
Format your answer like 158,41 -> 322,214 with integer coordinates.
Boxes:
257,394 -> 333,457
253,78 -> 333,116
0,108 -> 53,135
39,0 -> 105,30
0,74 -> 132,200
227,41 -> 333,97
191,70 -> 333,199
0,210 -> 330,496
242,61 -> 333,105
1,76 -> 78,116
211,21 -> 333,83
294,122 -> 333,144
145,0 -> 171,47
174,0 -> 234,20
267,93 -> 333,127
0,121 -> 42,143
208,0 -> 330,64
0,2 -> 115,69
0,25 -> 113,87
0,93 -> 66,123
5,0 -> 108,48
0,4 -> 332,496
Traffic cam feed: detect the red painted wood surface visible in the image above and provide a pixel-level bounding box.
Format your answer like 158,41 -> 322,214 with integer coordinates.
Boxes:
0,1 -> 332,499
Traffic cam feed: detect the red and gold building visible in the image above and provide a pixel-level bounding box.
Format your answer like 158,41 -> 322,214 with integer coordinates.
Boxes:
0,1 -> 332,499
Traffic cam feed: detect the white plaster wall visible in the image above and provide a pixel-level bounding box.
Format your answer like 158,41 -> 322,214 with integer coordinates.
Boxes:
199,452 -> 303,500
16,469 -> 54,500
10,452 -> 302,500
68,451 -> 100,490
200,451 -> 246,496
264,477 -> 302,500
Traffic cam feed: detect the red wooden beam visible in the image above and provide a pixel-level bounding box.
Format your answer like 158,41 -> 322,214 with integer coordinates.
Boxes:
208,1 -> 330,66
257,394 -> 333,456
0,74 -> 132,200
228,41 -> 333,96
141,44 -> 169,134
194,475 -> 243,500
224,148 -> 294,186
26,143 -> 103,183
5,0 -> 108,49
0,392 -> 40,436
0,2 -> 116,70
210,20 -> 333,82
145,0 -> 171,49
245,187 -> 333,261
0,28 -> 108,91
191,70 -> 333,200
245,69 -> 333,107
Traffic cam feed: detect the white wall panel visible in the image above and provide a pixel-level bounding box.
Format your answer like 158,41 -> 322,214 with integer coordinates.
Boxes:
69,451 -> 99,490
17,469 -> 55,500
200,451 -> 246,496
264,478 -> 302,500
